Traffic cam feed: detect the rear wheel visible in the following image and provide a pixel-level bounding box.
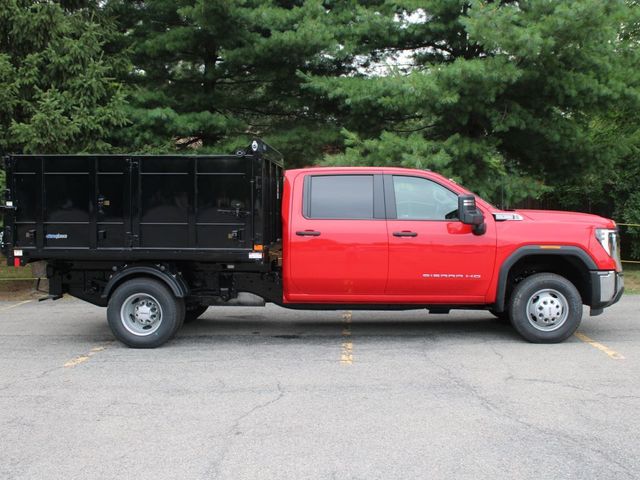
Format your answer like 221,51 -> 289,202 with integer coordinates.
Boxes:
107,278 -> 185,348
184,305 -> 208,323
508,273 -> 582,343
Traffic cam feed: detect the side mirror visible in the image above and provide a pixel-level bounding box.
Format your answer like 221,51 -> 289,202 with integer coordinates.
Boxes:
458,194 -> 486,235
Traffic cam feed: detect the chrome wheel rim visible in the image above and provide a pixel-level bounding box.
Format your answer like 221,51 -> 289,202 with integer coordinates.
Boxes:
526,288 -> 569,332
120,293 -> 163,336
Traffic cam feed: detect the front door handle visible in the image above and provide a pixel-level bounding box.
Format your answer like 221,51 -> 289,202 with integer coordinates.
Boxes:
296,230 -> 321,237
393,231 -> 418,237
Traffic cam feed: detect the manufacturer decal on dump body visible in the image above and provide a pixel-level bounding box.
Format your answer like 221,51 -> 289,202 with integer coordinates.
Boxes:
46,233 -> 68,240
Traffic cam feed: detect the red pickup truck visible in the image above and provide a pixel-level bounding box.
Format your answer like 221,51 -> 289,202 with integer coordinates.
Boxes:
2,141 -> 624,347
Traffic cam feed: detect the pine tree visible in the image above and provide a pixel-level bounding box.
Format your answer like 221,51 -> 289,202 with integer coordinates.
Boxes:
0,0 -> 129,154
105,0 -> 352,162
303,0 -> 640,205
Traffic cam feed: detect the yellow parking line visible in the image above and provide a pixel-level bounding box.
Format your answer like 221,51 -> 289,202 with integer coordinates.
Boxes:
64,344 -> 111,368
0,300 -> 33,312
340,311 -> 353,365
64,355 -> 91,368
575,332 -> 625,360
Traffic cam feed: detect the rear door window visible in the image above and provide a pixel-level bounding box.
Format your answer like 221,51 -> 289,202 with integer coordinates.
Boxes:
306,175 -> 375,219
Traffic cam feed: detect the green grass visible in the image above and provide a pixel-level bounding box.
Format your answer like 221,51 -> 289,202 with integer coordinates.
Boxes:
0,256 -> 36,280
623,262 -> 640,294
0,255 -> 41,300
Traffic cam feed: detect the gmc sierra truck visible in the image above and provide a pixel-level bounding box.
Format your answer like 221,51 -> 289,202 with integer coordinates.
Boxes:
1,140 -> 624,347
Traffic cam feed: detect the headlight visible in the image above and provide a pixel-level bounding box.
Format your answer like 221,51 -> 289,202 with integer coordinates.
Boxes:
595,228 -> 622,269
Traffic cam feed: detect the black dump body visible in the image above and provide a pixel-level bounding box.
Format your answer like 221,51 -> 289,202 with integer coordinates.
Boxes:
2,139 -> 283,267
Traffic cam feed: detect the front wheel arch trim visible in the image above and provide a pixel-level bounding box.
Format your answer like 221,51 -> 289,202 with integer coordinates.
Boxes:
493,246 -> 596,313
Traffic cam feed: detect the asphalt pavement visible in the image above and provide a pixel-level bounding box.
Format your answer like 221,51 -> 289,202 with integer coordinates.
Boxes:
0,296 -> 638,480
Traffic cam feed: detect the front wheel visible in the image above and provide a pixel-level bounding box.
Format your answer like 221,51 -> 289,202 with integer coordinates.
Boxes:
508,273 -> 582,343
107,278 -> 185,348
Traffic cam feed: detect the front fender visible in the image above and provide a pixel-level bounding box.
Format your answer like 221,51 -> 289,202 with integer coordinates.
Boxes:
493,245 -> 597,312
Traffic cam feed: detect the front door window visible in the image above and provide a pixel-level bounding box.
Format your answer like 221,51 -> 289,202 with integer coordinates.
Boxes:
392,176 -> 458,221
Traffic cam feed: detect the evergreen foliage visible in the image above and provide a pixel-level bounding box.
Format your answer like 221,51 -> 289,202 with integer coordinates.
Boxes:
103,0 -> 350,160
0,0 -> 129,153
303,1 -> 640,206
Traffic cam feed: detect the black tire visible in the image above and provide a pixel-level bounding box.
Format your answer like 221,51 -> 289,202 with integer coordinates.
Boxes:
107,278 -> 185,348
508,273 -> 582,343
489,309 -> 510,323
184,305 -> 208,323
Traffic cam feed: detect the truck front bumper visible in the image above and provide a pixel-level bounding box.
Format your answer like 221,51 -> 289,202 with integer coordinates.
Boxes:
589,270 -> 624,315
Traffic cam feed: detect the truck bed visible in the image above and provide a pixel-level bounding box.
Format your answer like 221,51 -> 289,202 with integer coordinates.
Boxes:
2,141 -> 283,266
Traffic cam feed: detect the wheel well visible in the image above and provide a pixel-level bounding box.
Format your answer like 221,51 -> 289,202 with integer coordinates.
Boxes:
502,255 -> 591,308
107,274 -> 162,298
102,266 -> 189,302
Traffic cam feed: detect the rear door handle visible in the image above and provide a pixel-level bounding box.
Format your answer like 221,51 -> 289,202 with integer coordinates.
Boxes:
296,230 -> 321,237
393,231 -> 418,237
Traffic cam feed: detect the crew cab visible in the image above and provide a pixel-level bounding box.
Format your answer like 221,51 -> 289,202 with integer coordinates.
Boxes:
1,140 -> 624,347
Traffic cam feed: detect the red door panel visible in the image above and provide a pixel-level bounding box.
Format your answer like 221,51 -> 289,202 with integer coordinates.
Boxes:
386,219 -> 496,302
385,174 -> 496,303
289,220 -> 389,296
285,172 -> 388,302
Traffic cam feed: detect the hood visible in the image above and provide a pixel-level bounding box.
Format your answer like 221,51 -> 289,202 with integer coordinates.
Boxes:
513,209 -> 615,228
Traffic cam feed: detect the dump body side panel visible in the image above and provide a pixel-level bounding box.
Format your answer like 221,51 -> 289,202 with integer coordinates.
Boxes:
3,152 -> 282,267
